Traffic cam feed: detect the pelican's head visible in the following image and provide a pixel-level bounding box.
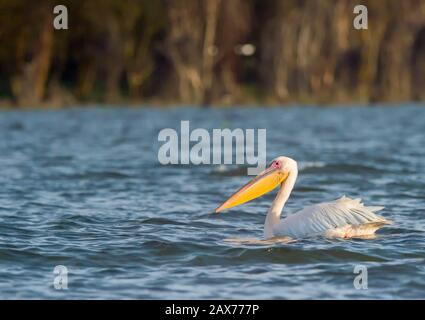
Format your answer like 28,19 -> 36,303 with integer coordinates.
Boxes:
215,156 -> 297,213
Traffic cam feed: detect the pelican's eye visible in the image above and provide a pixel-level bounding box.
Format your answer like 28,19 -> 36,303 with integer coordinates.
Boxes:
271,161 -> 281,169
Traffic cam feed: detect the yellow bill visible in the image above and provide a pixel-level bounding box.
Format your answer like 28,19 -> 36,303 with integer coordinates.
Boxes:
215,167 -> 289,213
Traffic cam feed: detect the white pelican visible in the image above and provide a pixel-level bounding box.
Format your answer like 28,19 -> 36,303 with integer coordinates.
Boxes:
215,156 -> 391,239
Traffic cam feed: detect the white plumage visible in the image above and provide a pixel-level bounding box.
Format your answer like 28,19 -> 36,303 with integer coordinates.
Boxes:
273,196 -> 390,239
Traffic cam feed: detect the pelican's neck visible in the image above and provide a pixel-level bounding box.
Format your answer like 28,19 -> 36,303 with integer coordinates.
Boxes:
264,169 -> 298,238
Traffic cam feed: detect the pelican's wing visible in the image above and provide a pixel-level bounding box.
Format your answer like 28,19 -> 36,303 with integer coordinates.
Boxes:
276,196 -> 390,238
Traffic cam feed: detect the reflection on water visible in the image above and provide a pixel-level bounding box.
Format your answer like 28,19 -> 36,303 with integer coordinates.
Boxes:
0,105 -> 424,299
224,237 -> 294,245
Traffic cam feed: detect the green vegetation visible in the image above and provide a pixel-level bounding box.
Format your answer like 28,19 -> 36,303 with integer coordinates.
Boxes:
1,0 -> 425,107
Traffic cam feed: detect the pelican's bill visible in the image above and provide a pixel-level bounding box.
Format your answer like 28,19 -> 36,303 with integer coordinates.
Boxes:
215,167 -> 288,213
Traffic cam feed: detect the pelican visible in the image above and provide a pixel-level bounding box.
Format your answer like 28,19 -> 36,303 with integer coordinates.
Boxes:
215,156 -> 391,239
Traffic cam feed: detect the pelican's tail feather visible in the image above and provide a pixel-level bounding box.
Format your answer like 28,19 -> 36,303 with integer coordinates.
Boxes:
325,221 -> 390,238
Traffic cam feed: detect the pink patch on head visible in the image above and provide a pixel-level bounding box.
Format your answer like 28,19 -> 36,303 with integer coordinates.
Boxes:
271,160 -> 281,169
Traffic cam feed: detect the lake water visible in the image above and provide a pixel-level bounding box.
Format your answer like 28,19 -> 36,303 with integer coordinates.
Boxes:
0,105 -> 424,299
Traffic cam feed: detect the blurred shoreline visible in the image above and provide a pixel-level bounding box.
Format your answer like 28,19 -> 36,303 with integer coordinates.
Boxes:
2,1 -> 425,108
1,100 -> 423,111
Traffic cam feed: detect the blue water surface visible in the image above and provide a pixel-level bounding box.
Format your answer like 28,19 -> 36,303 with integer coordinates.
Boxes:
0,105 -> 424,299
